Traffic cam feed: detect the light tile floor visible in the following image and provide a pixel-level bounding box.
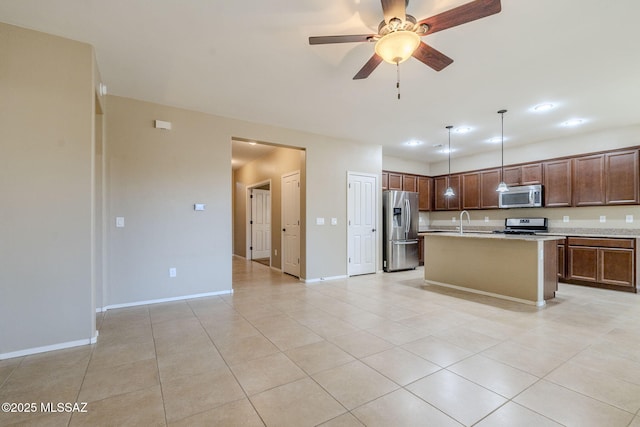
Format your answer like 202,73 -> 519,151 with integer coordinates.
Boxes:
1,257 -> 640,426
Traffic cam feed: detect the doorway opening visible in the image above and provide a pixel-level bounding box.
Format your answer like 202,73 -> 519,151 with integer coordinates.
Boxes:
231,138 -> 306,281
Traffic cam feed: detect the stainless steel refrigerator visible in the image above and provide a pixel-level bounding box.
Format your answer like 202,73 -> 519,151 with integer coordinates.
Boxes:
383,190 -> 419,272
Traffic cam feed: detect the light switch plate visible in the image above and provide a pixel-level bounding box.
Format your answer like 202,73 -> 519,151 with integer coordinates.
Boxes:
194,203 -> 206,211
169,268 -> 177,278
331,218 -> 337,225
316,217 -> 325,225
116,217 -> 125,228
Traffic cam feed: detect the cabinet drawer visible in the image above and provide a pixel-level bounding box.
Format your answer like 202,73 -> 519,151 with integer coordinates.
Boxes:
567,237 -> 635,249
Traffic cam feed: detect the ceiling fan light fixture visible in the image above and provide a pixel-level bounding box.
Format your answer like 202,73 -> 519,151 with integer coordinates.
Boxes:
375,30 -> 420,64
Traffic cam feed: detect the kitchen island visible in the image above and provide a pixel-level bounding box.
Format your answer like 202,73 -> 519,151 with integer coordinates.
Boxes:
421,232 -> 565,306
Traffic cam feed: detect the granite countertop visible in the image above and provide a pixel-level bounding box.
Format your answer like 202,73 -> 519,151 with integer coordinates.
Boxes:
419,228 -> 640,239
419,231 -> 565,242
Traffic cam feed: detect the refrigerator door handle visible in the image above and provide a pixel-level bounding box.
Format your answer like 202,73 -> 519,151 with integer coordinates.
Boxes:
404,199 -> 411,235
393,240 -> 419,245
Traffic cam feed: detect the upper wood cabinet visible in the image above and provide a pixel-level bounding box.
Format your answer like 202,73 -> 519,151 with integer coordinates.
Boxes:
572,154 -> 606,206
571,150 -> 639,206
605,150 -> 639,204
544,159 -> 572,207
503,163 -> 542,186
417,176 -> 432,211
402,174 -> 417,192
387,172 -> 403,190
381,172 -> 389,190
462,172 -> 481,210
434,175 -> 460,211
480,169 -> 500,209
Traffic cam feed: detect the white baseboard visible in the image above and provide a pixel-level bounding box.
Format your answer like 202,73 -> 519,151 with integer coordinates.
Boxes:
99,289 -> 234,312
0,337 -> 94,361
304,275 -> 348,284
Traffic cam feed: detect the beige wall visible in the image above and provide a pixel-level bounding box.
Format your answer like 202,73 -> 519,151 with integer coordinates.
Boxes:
0,23 -> 96,356
429,125 -> 640,176
233,146 -> 305,272
383,155 -> 430,176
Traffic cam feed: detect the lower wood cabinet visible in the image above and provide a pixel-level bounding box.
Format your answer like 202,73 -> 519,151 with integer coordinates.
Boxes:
418,235 -> 424,266
567,237 -> 636,291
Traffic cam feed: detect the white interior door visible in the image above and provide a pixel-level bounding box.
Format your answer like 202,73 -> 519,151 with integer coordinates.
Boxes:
251,189 -> 271,259
282,171 -> 300,277
348,172 -> 377,276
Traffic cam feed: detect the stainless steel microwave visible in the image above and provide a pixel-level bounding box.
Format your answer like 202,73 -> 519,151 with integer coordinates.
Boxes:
499,185 -> 543,208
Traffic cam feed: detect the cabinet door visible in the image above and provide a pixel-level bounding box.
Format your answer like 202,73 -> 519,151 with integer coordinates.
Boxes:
417,176 -> 432,211
572,154 -> 605,206
434,176 -> 460,210
503,166 -> 521,186
447,175 -> 461,210
544,159 -> 572,207
480,169 -> 500,208
599,248 -> 634,287
382,172 -> 389,190
434,177 -> 448,211
462,172 -> 480,209
418,236 -> 424,266
388,173 -> 402,190
402,174 -> 417,192
606,150 -> 639,204
568,246 -> 598,282
521,163 -> 543,185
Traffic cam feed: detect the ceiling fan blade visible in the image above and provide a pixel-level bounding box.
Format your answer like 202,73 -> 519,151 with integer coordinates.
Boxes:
381,0 -> 408,24
412,42 -> 453,71
353,54 -> 383,80
418,0 -> 501,35
309,35 -> 376,45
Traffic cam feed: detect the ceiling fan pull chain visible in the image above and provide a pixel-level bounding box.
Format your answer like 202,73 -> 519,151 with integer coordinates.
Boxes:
396,62 -> 401,100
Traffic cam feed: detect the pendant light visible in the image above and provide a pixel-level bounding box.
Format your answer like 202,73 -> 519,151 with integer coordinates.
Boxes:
444,125 -> 455,197
496,109 -> 509,193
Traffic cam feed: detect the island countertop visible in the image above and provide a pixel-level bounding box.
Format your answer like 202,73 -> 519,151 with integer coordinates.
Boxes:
422,232 -> 561,306
419,231 -> 565,242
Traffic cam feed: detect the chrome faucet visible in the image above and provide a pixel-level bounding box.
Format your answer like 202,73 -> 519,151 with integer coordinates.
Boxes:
459,210 -> 471,234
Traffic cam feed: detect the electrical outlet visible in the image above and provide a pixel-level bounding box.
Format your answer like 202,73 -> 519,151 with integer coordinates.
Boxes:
116,217 -> 125,228
600,216 -> 606,223
169,268 -> 177,278
563,216 -> 570,223
452,217 -> 456,223
484,216 -> 489,222
626,215 -> 634,223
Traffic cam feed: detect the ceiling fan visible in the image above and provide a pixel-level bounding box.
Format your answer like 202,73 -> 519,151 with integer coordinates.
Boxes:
309,0 -> 502,80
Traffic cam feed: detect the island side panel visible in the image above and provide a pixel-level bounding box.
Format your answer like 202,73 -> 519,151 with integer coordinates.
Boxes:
543,239 -> 559,299
423,235 -> 540,302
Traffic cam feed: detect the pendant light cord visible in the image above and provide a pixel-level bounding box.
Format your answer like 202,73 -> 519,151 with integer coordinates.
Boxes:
446,125 -> 453,189
498,109 -> 507,182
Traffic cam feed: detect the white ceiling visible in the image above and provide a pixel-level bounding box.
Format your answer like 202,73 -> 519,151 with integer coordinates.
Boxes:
2,0 -> 639,165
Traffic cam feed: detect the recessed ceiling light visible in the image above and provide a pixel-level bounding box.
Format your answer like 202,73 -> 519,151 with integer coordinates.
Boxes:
561,118 -> 585,127
404,139 -> 423,146
532,103 -> 555,112
486,136 -> 504,144
439,148 -> 456,154
454,127 -> 472,134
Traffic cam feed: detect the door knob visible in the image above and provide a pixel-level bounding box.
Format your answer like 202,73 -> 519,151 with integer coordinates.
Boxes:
372,228 -> 376,232
282,228 -> 286,232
